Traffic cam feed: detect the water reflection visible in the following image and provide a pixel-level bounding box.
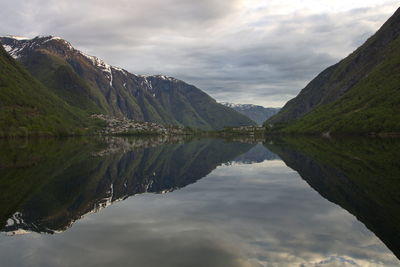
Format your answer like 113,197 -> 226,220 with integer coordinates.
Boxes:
0,137 -> 254,234
233,143 -> 280,164
265,137 -> 400,261
0,136 -> 399,266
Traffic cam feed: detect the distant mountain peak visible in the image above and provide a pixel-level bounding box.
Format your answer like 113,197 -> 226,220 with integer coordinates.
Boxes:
220,102 -> 280,125
139,74 -> 181,83
1,35 -> 130,87
0,35 -> 74,59
0,35 -> 31,40
221,102 -> 265,109
1,36 -> 186,89
1,36 -> 184,88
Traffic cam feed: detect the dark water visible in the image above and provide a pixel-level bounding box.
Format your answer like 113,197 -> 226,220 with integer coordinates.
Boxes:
0,136 -> 399,266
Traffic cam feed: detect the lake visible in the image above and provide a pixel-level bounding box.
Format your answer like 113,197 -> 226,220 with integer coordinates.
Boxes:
0,136 -> 399,266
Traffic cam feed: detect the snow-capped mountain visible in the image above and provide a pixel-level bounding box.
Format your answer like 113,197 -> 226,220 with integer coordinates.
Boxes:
220,102 -> 280,125
0,35 -> 255,130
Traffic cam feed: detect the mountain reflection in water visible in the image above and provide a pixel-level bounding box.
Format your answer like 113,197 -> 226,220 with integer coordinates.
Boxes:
0,136 -> 399,266
265,137 -> 400,260
0,137 -> 256,234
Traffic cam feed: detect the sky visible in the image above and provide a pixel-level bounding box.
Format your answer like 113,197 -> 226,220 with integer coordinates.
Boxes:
0,0 -> 398,107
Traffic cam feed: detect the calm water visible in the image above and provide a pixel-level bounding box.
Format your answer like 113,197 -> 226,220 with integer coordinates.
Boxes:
0,137 -> 399,266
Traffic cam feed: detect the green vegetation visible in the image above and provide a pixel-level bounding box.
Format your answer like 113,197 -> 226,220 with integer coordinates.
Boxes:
0,138 -> 106,227
24,51 -> 108,114
279,38 -> 400,134
1,36 -> 255,131
266,8 -> 400,135
265,137 -> 400,257
0,45 -> 99,137
144,77 -> 257,130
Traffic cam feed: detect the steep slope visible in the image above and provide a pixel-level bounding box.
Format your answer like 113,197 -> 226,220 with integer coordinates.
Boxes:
266,7 -> 400,134
221,102 -> 280,125
0,44 -> 92,137
0,36 -> 255,130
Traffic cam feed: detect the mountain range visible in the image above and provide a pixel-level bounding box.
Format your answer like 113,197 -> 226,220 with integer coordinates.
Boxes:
221,102 -> 280,125
2,7 -> 399,136
266,7 -> 400,135
0,36 -> 255,136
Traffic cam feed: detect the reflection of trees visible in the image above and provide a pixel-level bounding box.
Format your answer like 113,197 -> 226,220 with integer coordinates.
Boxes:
1,138 -> 253,234
265,137 -> 400,259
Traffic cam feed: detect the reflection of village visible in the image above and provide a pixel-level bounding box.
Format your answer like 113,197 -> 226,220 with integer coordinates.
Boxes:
93,136 -> 190,156
93,135 -> 269,157
2,138 -> 265,235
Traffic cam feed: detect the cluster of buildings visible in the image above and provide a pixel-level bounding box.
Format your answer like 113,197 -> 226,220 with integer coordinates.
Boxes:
91,114 -> 188,135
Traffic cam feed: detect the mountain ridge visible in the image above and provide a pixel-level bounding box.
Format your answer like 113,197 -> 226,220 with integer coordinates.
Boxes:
221,102 -> 280,125
266,7 -> 400,134
0,43 -> 95,137
1,35 -> 256,130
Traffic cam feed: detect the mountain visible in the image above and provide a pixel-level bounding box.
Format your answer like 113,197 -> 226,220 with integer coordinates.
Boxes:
266,7 -> 400,135
0,137 -> 254,234
0,36 -> 255,130
221,102 -> 280,125
0,44 -> 93,137
265,137 -> 400,259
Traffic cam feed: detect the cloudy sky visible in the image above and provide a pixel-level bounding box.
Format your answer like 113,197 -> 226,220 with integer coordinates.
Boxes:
0,0 -> 398,107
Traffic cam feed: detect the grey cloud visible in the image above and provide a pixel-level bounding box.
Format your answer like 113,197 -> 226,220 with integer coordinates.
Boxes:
0,1 -> 398,106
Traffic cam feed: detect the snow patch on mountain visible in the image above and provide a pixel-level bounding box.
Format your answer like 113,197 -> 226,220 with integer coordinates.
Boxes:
221,102 -> 281,125
3,44 -> 12,53
1,35 -> 30,40
2,35 -> 184,91
81,52 -> 114,86
220,102 -> 262,109
42,36 -> 74,50
156,75 -> 177,82
1,43 -> 24,59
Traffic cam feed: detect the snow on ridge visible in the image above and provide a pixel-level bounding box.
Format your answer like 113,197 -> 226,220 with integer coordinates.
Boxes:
220,102 -> 265,109
6,212 -> 25,227
5,229 -> 32,236
220,102 -> 245,108
1,35 -> 75,59
1,43 -> 25,59
138,74 -> 181,93
154,75 -> 179,82
0,35 -> 30,40
3,212 -> 33,236
41,36 -> 74,50
1,35 -> 175,89
2,45 -> 12,53
112,66 -> 127,73
3,34 -> 118,87
80,52 -> 114,86
49,36 -> 63,40
139,76 -> 153,91
139,74 -> 179,82
1,35 -> 52,42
